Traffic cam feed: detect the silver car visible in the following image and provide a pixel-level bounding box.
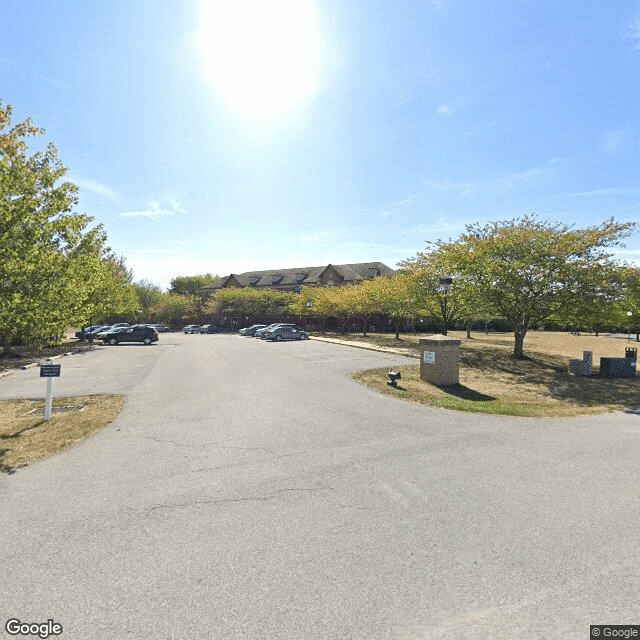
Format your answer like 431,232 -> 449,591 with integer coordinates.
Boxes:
262,326 -> 309,341
183,325 -> 201,334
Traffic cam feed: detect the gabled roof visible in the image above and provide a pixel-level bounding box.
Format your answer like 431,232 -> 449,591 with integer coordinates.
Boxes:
197,261 -> 395,295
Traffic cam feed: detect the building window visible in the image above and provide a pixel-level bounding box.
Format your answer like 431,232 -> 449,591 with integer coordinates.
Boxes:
272,275 -> 283,285
249,276 -> 260,286
295,273 -> 307,284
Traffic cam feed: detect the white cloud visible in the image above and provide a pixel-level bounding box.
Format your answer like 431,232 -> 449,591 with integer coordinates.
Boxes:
128,249 -> 186,255
373,210 -> 397,220
602,128 -> 635,153
72,176 -> 120,203
437,103 -> 455,117
0,55 -> 68,89
553,187 -> 640,198
420,0 -> 449,12
391,193 -> 422,208
436,96 -> 466,118
292,230 -> 342,244
400,218 -> 467,238
463,122 -> 498,138
119,201 -> 186,220
623,14 -> 640,52
422,159 -> 560,195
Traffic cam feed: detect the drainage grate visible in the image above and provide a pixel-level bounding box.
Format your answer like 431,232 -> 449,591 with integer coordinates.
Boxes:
24,404 -> 86,416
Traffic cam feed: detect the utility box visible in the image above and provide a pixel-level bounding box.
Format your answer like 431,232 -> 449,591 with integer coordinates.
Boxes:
625,347 -> 637,361
569,351 -> 593,376
600,357 -> 636,378
419,335 -> 462,386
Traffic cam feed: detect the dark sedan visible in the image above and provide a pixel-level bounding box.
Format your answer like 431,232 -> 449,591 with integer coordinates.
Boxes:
102,325 -> 159,345
239,324 -> 267,336
198,325 -> 219,334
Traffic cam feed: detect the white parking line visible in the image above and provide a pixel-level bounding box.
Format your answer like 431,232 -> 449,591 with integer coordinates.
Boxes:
64,364 -> 152,370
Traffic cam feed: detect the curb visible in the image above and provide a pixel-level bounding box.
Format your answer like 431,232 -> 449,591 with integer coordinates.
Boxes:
309,336 -> 419,359
1,350 -> 80,379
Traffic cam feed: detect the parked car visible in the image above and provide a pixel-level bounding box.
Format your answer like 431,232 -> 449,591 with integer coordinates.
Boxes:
262,326 -> 309,341
97,325 -> 129,340
91,325 -> 118,340
253,324 -> 282,338
102,324 -> 159,345
239,324 -> 267,336
75,325 -> 101,339
147,324 -> 169,332
198,324 -> 219,334
183,325 -> 201,334
256,323 -> 301,339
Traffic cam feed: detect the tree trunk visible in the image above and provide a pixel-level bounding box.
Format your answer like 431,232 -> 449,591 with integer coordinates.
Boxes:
394,319 -> 401,340
513,328 -> 527,358
1,334 -> 14,356
362,317 -> 369,337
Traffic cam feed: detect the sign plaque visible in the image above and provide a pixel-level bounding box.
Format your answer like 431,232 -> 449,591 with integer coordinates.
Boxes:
40,364 -> 61,377
423,351 -> 436,364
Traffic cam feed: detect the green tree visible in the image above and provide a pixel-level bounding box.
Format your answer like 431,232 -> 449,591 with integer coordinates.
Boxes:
149,293 -> 198,325
290,285 -> 339,327
205,287 -> 295,318
333,280 -> 383,336
366,273 -> 416,339
413,215 -> 636,358
0,101 -> 126,353
169,274 -> 220,297
621,266 -> 640,341
133,279 -> 164,318
399,258 -> 467,335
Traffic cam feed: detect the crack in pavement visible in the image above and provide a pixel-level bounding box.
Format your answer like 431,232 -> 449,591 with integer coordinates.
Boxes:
146,486 -> 334,514
145,435 -> 184,448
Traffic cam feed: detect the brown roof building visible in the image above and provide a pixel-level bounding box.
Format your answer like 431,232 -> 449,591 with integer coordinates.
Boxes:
197,262 -> 395,297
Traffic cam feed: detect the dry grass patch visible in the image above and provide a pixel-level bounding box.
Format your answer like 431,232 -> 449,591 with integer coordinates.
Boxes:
0,336 -> 93,375
317,331 -> 640,417
0,394 -> 124,473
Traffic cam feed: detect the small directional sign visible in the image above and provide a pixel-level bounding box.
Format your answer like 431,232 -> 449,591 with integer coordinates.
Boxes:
40,364 -> 61,377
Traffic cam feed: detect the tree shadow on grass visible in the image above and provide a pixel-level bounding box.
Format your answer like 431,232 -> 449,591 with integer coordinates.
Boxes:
462,344 -> 640,409
436,384 -> 496,402
0,449 -> 17,474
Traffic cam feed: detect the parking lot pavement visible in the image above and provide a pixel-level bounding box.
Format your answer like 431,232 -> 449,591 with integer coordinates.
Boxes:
0,341 -> 168,400
2,333 -> 640,639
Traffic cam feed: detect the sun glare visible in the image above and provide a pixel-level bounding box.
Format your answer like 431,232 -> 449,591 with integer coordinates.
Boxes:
196,0 -> 326,122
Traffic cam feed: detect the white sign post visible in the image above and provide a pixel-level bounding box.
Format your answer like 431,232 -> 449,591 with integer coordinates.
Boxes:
44,377 -> 53,421
40,362 -> 61,421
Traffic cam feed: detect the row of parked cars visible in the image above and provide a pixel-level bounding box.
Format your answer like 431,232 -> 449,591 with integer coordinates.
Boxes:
75,323 -> 169,345
182,324 -> 227,334
238,323 -> 310,341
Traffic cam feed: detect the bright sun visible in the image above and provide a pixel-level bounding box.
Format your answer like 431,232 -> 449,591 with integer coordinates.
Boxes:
196,0 -> 326,122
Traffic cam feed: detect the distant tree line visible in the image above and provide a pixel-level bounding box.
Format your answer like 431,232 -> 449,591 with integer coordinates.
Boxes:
201,215 -> 640,358
2,100 -> 639,359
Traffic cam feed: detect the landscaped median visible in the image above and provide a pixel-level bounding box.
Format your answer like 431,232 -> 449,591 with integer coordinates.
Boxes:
0,395 -> 124,473
312,331 -> 640,417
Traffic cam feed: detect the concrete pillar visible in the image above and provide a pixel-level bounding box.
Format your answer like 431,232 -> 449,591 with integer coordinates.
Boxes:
583,351 -> 593,375
419,335 -> 462,385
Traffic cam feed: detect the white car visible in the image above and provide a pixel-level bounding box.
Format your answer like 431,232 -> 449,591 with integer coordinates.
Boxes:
183,325 -> 200,334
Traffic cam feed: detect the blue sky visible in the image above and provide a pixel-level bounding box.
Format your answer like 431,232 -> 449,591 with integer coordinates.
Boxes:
3,0 -> 640,289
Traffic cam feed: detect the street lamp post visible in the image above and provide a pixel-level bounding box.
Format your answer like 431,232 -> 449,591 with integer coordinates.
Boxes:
439,277 -> 453,335
627,311 -> 633,342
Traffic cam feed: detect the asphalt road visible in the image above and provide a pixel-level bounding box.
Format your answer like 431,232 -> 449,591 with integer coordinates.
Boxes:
1,333 -> 639,640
